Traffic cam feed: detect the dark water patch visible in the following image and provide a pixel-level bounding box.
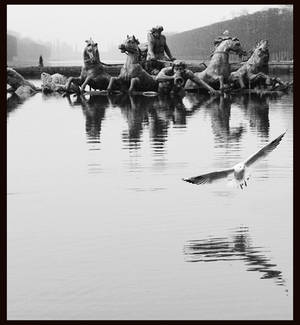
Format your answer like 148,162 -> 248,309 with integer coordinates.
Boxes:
7,94 -> 26,117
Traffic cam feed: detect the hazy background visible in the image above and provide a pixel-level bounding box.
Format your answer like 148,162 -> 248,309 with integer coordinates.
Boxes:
7,5 -> 282,49
7,4 -> 292,65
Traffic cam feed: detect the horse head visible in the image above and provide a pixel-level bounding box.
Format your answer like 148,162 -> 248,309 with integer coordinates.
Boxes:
249,40 -> 269,64
119,35 -> 140,54
84,38 -> 99,64
214,37 -> 246,57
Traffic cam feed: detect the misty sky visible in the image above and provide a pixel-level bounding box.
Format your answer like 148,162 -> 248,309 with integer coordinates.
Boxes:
7,4 -> 282,50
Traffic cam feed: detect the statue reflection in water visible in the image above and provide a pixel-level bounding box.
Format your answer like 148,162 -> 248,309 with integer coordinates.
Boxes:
66,93 -> 108,144
113,94 -> 152,149
183,91 -> 272,145
184,226 -> 287,289
149,94 -> 182,151
111,93 -> 197,152
65,92 -> 196,151
204,94 -> 245,144
7,93 -> 23,117
63,91 -> 272,154
154,93 -> 188,126
183,92 -> 246,146
232,92 -> 270,137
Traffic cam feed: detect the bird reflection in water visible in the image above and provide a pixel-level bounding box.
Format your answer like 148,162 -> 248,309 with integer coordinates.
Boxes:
184,226 -> 286,288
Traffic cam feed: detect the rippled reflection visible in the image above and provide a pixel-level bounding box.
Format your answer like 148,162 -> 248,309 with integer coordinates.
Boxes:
115,94 -> 152,149
184,226 -> 286,287
82,95 -> 108,144
69,92 -> 208,152
182,92 -> 211,111
67,94 -> 108,145
61,91 -> 289,160
7,90 -> 288,156
7,81 -> 292,319
204,95 -> 245,145
232,93 -> 270,137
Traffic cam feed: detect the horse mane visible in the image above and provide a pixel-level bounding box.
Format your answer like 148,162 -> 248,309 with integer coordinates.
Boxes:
120,35 -> 141,57
246,40 -> 269,60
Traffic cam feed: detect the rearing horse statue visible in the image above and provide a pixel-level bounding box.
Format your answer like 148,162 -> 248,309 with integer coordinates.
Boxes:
65,38 -> 111,92
229,40 -> 271,89
185,37 -> 246,91
107,35 -> 157,93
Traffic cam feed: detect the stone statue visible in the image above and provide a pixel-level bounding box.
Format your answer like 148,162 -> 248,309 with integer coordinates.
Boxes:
145,25 -> 176,74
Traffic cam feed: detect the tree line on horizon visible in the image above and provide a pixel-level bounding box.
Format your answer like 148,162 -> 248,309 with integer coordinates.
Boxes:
167,7 -> 293,61
7,7 -> 293,65
7,32 -> 81,65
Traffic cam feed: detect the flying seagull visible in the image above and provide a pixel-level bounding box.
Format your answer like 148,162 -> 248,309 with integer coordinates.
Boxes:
183,131 -> 286,189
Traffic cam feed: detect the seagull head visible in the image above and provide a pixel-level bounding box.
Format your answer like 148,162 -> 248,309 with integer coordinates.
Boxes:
234,162 -> 245,173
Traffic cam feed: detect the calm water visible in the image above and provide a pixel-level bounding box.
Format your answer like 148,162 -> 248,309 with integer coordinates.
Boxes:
7,83 -> 293,320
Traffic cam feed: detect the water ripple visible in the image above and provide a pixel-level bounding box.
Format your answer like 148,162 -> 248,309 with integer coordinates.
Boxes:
184,226 -> 286,288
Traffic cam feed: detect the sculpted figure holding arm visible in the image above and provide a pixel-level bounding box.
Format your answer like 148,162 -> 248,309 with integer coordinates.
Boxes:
146,25 -> 176,74
156,60 -> 218,95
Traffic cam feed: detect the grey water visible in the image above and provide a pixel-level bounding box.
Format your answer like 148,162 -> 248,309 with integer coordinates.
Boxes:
7,83 -> 293,320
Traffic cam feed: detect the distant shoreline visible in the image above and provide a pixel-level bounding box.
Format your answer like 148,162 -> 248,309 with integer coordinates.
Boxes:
7,59 -> 125,67
8,60 -> 293,79
7,59 -> 293,67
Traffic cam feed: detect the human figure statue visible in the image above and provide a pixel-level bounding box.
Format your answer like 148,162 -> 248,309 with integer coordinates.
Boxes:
39,55 -> 44,68
214,30 -> 230,47
146,25 -> 176,74
156,60 -> 218,95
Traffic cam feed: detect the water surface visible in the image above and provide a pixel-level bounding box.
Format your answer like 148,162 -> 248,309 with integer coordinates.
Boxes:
7,85 -> 293,320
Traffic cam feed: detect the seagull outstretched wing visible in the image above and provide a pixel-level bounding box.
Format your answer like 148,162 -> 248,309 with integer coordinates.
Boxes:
183,168 -> 234,185
183,131 -> 286,186
244,131 -> 286,167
